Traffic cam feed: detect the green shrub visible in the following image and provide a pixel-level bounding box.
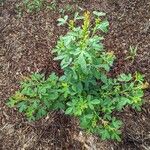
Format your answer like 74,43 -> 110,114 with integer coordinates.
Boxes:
7,11 -> 147,141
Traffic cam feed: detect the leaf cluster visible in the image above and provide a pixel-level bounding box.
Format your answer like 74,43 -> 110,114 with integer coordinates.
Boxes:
7,73 -> 65,121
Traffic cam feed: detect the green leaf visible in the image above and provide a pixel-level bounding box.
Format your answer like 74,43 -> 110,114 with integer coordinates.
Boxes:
43,99 -> 50,108
80,116 -> 90,129
65,107 -> 73,115
53,102 -> 65,110
93,69 -> 101,79
135,72 -> 144,82
77,82 -> 83,93
31,73 -> 43,81
112,118 -> 122,129
26,107 -> 35,118
54,55 -> 66,60
85,114 -> 93,119
57,15 -> 68,26
101,129 -> 110,140
59,75 -> 66,81
116,97 -> 131,110
78,53 -> 87,74
111,132 -> 121,141
97,20 -> 109,33
17,102 -> 27,112
6,98 -> 16,107
88,103 -> 94,110
74,12 -> 84,20
118,73 -> 132,82
36,108 -> 47,119
21,87 -> 35,97
99,64 -> 110,71
75,109 -> 82,116
72,69 -> 78,80
93,11 -> 106,17
63,35 -> 73,46
49,92 -> 59,100
91,99 -> 100,105
49,72 -> 58,81
61,58 -> 72,69
100,73 -> 108,83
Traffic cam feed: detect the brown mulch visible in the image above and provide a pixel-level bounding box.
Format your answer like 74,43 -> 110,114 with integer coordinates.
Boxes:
0,0 -> 150,149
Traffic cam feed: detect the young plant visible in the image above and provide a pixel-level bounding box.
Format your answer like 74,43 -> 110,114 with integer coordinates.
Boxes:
59,4 -> 74,15
47,0 -> 57,11
7,11 -> 146,141
125,45 -> 138,63
23,0 -> 44,13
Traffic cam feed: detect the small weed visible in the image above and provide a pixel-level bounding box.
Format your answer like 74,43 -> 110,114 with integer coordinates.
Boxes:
23,0 -> 44,13
59,4 -> 74,15
15,3 -> 23,17
126,45 -> 138,63
15,0 -> 54,14
46,0 -> 57,11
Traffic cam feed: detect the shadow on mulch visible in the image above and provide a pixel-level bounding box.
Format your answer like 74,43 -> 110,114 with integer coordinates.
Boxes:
37,112 -> 82,150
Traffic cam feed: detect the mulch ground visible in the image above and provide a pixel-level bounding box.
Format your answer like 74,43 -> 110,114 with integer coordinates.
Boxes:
0,0 -> 150,149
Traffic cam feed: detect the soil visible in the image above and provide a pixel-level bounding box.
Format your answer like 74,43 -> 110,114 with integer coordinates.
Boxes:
0,0 -> 150,149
